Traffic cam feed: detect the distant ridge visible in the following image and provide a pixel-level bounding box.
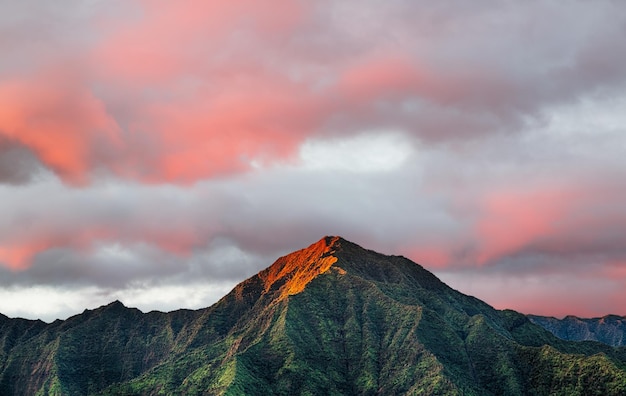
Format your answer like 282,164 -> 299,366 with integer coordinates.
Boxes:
1,236 -> 625,395
529,314 -> 626,346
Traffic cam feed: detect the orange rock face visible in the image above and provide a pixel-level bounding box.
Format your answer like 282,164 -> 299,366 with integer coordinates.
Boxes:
258,236 -> 339,300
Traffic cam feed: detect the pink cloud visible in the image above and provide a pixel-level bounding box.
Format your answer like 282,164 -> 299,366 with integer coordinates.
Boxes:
1,1 -> 315,184
474,187 -> 573,265
1,1 -> 626,319
0,221 -> 205,270
0,243 -> 43,270
338,56 -> 426,102
93,0 -> 305,84
2,1 -> 623,186
441,267 -> 626,317
602,261 -> 626,279
0,68 -> 122,185
390,178 -> 626,279
122,74 -> 322,182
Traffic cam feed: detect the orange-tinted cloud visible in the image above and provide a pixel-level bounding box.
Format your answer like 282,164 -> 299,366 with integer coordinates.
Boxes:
0,68 -> 122,185
0,222 -> 204,270
2,1 -> 626,320
2,1 -> 625,185
0,244 -> 42,270
474,187 -> 572,265
119,73 -> 321,182
92,0 -> 304,81
339,56 -> 426,102
1,0 -> 313,184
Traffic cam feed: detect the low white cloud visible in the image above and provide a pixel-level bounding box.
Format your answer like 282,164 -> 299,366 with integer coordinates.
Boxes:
298,132 -> 414,173
0,281 -> 239,323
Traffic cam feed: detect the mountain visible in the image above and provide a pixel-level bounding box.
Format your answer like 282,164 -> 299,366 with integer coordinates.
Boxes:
528,314 -> 626,347
1,236 -> 626,395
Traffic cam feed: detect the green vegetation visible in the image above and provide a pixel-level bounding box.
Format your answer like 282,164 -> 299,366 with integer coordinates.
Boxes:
1,237 -> 625,395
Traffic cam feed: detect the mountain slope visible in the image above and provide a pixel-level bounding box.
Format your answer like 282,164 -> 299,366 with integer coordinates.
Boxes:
0,300 -> 207,395
528,314 -> 626,347
1,236 -> 626,395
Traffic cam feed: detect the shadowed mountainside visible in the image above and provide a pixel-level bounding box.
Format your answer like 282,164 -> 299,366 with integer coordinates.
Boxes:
529,314 -> 626,347
1,236 -> 625,395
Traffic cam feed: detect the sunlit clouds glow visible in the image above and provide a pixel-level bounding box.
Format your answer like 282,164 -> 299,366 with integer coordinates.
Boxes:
1,0 -> 626,320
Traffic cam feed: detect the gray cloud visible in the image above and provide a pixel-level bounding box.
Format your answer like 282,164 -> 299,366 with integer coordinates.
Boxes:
1,1 -> 626,319
0,139 -> 43,184
1,1 -> 626,181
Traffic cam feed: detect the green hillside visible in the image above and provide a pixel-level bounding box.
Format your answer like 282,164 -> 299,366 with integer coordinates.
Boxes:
1,237 -> 625,395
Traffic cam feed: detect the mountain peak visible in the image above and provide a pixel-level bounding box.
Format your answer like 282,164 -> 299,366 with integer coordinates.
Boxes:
109,299 -> 125,307
254,236 -> 445,302
3,237 -> 626,394
257,236 -> 343,300
309,235 -> 347,252
92,300 -> 128,315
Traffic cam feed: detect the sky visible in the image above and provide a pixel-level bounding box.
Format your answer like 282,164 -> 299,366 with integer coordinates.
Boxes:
1,0 -> 625,322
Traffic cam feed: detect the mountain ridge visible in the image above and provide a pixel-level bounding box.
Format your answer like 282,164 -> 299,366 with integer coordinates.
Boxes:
528,314 -> 626,347
1,236 -> 626,395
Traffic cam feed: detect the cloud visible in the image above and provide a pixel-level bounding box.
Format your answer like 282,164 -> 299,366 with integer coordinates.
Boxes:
1,1 -> 626,319
298,131 -> 413,172
0,68 -> 123,184
0,138 -> 43,184
437,269 -> 626,318
1,1 -> 625,184
0,282 -> 238,323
